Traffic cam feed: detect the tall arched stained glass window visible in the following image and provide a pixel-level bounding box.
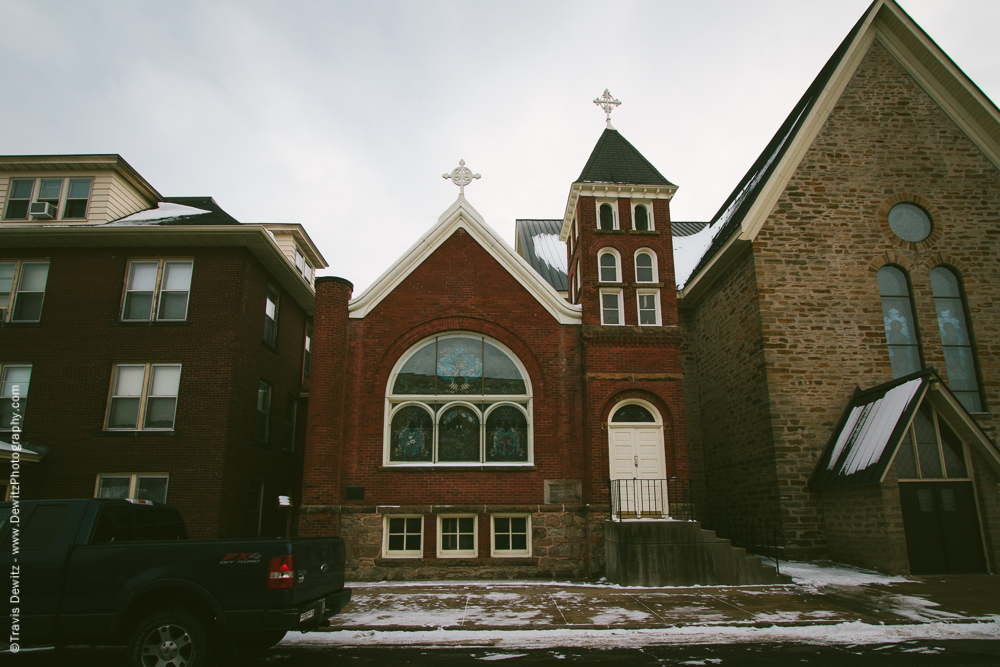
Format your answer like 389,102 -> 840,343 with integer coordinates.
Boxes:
386,333 -> 532,465
931,267 -> 983,412
877,266 -> 922,378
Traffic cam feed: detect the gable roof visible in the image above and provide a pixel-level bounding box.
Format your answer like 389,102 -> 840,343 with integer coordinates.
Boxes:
577,128 -> 675,187
679,0 -> 1000,303
809,369 -> 1000,490
349,197 -> 581,324
515,219 -> 568,292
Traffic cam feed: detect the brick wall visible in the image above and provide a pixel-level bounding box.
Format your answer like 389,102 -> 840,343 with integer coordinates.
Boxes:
1,244 -> 309,539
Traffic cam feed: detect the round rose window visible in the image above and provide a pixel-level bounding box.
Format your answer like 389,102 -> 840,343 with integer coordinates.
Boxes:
888,203 -> 932,242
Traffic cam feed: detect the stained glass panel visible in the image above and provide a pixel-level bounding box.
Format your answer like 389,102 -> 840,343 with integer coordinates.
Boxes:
389,405 -> 433,462
484,342 -> 526,394
612,404 -> 656,422
878,267 -> 921,378
939,418 -> 968,479
913,405 -> 942,479
438,405 -> 480,461
436,337 -> 483,395
894,432 -> 918,479
393,341 -> 436,395
485,405 -> 527,462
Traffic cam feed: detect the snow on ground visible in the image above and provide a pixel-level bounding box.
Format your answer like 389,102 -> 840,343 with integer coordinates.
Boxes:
285,618 -> 1000,649
779,561 -> 909,588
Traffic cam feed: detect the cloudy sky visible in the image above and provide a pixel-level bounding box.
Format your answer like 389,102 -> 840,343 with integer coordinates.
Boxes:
3,0 -> 998,292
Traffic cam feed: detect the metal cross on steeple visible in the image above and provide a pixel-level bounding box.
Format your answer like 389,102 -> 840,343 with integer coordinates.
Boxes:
594,89 -> 621,129
443,159 -> 481,196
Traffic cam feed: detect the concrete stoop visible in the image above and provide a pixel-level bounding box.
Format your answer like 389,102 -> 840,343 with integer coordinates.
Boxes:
604,519 -> 792,586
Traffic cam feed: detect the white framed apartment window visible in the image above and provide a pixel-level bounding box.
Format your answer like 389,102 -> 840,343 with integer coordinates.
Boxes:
634,249 -> 658,283
294,249 -> 314,284
255,381 -> 272,443
598,248 -> 621,283
95,473 -> 169,504
0,260 -> 50,322
3,177 -> 93,220
574,216 -> 579,241
575,261 -> 581,303
600,289 -> 624,326
637,289 -> 661,326
437,514 -> 477,558
631,200 -> 654,231
264,287 -> 279,346
597,199 -> 618,230
121,259 -> 194,321
303,322 -> 312,379
383,515 -> 424,558
491,514 -> 531,557
105,364 -> 181,431
1,365 -> 31,433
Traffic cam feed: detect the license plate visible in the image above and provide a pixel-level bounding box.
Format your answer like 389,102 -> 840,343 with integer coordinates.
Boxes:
299,609 -> 315,623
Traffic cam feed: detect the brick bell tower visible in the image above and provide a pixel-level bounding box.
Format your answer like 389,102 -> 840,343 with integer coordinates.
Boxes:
561,90 -> 688,510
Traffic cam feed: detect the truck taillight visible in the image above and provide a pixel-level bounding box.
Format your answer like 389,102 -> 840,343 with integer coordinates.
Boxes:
268,555 -> 295,590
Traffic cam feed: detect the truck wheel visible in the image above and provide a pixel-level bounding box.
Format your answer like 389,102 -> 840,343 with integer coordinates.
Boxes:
127,607 -> 211,667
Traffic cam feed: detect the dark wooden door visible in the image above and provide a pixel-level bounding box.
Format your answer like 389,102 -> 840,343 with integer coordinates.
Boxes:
899,481 -> 987,574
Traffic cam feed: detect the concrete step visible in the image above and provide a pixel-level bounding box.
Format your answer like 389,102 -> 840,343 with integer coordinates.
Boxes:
605,519 -> 791,586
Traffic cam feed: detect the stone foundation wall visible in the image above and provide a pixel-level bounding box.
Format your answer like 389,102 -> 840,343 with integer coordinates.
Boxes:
327,505 -> 610,581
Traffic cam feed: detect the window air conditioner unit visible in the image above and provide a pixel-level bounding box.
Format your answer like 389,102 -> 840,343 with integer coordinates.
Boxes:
28,202 -> 57,219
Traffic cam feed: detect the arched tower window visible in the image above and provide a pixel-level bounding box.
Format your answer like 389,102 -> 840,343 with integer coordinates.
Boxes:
877,266 -> 922,378
634,249 -> 657,283
599,203 -> 616,230
386,333 -> 532,465
931,267 -> 983,412
633,204 -> 649,231
598,248 -> 621,283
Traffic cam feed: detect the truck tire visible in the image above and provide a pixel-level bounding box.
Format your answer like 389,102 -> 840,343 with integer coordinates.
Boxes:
126,607 -> 211,667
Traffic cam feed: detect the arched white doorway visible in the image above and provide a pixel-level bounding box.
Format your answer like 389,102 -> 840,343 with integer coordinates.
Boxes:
608,400 -> 667,518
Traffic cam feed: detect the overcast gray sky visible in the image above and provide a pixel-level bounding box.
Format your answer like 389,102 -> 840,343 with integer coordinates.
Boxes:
3,1 -> 998,292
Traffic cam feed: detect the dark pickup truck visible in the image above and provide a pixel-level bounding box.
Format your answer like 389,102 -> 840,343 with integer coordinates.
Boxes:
0,498 -> 351,666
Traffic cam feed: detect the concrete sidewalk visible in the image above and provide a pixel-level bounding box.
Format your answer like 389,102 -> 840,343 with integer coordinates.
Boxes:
322,564 -> 1000,633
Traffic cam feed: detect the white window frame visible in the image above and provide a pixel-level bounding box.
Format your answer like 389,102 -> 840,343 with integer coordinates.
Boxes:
600,289 -> 624,326
630,199 -> 655,231
490,514 -> 532,558
634,249 -> 658,283
574,216 -> 579,241
637,289 -> 662,326
264,287 -> 279,346
94,473 -> 170,503
598,248 -> 621,283
383,515 -> 424,558
0,260 -> 50,323
303,322 -> 312,379
294,249 -> 314,284
384,333 -> 533,468
255,381 -> 272,443
105,363 -> 182,431
121,259 -> 194,322
575,261 -> 581,303
437,514 -> 478,558
596,199 -> 619,230
2,177 -> 93,220
1,364 -> 31,433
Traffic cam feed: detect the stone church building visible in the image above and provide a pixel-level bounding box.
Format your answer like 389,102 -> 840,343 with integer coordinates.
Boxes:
299,0 -> 1000,579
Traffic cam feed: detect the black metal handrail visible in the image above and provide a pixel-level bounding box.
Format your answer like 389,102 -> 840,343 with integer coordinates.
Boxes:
609,477 -> 783,574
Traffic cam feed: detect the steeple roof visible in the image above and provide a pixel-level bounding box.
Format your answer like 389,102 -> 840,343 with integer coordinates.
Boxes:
576,129 -> 674,186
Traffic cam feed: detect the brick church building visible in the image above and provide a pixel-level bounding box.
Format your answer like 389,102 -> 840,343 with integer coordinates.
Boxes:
300,0 -> 1000,580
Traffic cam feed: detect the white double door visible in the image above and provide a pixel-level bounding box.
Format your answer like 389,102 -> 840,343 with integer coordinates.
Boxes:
609,426 -> 667,517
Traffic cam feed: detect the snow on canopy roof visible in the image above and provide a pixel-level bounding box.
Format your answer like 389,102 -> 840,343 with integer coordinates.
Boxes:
809,370 -> 930,490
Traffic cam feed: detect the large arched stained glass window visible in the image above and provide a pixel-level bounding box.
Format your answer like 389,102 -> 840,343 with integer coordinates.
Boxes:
931,267 -> 983,412
386,334 -> 532,465
877,266 -> 922,378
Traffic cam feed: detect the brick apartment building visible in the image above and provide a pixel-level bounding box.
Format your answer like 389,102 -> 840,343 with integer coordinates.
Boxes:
0,154 -> 326,539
